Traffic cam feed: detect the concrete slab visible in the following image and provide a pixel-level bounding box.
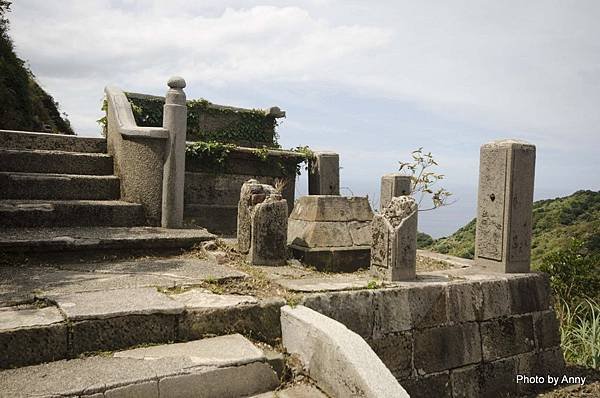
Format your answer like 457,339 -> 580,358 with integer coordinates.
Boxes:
0,257 -> 246,306
171,289 -> 259,309
47,287 -> 183,320
0,305 -> 63,331
275,276 -> 373,292
115,334 -> 265,367
0,226 -> 215,253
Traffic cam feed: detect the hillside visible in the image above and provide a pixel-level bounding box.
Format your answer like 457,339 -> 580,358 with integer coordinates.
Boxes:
425,190 -> 600,266
0,2 -> 73,134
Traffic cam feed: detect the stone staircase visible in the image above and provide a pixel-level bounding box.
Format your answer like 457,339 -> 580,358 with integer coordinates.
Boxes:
0,130 -> 144,228
0,129 -> 215,258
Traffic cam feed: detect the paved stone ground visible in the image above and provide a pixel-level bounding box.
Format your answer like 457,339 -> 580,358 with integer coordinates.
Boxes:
0,255 -> 247,306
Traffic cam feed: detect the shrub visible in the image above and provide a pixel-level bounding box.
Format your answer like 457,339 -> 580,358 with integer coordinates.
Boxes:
539,239 -> 600,304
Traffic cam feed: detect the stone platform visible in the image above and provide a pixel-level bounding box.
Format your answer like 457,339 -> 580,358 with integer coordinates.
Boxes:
0,243 -> 564,397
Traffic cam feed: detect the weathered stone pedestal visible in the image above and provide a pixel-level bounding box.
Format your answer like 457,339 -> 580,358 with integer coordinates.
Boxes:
288,195 -> 373,272
370,196 -> 418,281
475,139 -> 536,273
237,179 -> 287,265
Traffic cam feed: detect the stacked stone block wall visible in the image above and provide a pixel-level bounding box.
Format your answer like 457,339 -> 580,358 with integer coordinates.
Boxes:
302,272 -> 563,398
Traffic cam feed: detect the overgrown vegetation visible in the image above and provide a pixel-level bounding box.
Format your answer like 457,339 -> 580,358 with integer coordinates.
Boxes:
124,94 -> 277,147
399,147 -> 453,211
426,190 -> 600,265
0,2 -> 73,134
539,239 -> 600,369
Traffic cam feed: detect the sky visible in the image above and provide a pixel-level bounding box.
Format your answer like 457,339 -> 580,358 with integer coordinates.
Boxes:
7,0 -> 600,237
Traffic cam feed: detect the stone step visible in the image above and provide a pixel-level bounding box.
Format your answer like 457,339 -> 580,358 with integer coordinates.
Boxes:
0,129 -> 107,153
0,286 -> 282,369
0,226 -> 215,256
250,384 -> 330,398
0,148 -> 113,175
0,171 -> 120,200
0,334 -> 279,398
0,200 -> 145,227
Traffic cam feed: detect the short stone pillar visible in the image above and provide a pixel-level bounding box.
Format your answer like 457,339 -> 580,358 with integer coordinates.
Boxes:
380,173 -> 411,211
370,196 -> 418,281
237,179 -> 287,265
161,76 -> 187,228
475,139 -> 536,273
308,151 -> 340,195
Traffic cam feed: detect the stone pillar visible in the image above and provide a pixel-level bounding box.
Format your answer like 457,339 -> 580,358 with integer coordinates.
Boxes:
161,76 -> 187,228
475,139 -> 536,273
308,151 -> 340,195
249,197 -> 288,266
380,173 -> 411,211
370,196 -> 418,281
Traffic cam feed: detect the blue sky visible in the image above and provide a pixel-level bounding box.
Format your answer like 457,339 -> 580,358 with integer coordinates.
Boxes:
8,1 -> 600,237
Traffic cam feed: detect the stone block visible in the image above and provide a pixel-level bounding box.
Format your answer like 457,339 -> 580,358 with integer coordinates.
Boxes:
0,322 -> 68,368
369,332 -> 413,379
446,281 -> 483,323
481,357 -> 517,397
450,364 -> 483,398
348,221 -> 372,246
533,310 -> 561,349
379,173 -> 411,211
400,372 -> 452,398
179,298 -> 284,345
249,197 -> 288,266
302,290 -> 375,339
481,314 -> 535,360
370,196 -> 418,281
475,139 -> 536,273
308,151 -> 340,195
48,287 -> 184,321
372,288 -> 411,336
480,278 -> 511,320
115,334 -> 266,367
70,313 -> 178,354
289,245 -> 371,273
158,362 -> 278,398
408,284 -> 448,329
509,273 -> 552,314
414,323 -> 481,373
104,381 -> 159,398
288,220 -> 353,248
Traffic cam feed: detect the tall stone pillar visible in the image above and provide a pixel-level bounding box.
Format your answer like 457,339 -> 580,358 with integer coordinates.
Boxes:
308,151 -> 340,195
370,196 -> 418,281
161,76 -> 187,228
380,173 -> 411,211
475,139 -> 536,273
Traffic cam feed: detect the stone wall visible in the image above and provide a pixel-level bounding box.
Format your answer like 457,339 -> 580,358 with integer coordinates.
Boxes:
302,271 -> 563,398
184,147 -> 304,236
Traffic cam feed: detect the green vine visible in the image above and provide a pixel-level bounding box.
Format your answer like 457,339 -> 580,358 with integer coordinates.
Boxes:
123,94 -> 278,147
185,141 -> 236,172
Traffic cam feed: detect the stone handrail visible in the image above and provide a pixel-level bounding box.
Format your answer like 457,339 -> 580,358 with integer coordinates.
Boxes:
104,85 -> 169,139
104,78 -> 187,227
